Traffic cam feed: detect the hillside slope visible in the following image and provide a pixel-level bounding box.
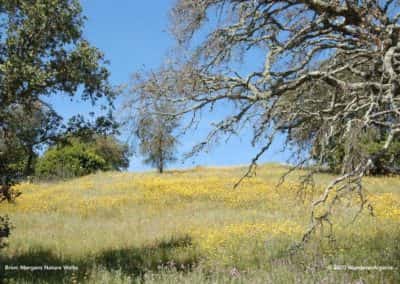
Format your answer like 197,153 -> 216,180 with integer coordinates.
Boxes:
1,164 -> 399,283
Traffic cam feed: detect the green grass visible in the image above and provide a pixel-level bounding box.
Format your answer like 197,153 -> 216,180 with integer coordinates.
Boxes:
0,164 -> 399,283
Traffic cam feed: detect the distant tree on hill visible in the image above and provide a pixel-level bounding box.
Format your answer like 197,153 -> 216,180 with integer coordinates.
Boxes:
126,71 -> 180,173
136,105 -> 179,173
91,135 -> 130,171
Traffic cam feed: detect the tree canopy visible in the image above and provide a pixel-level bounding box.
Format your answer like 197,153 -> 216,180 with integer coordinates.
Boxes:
0,0 -> 116,241
134,0 -> 400,240
126,70 -> 180,173
0,0 -> 115,178
35,134 -> 130,180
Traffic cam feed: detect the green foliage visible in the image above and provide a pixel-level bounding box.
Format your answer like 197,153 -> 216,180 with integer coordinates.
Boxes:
35,140 -> 106,179
35,136 -> 130,180
0,0 -> 115,190
362,139 -> 400,175
0,0 -> 116,252
320,136 -> 400,175
91,136 -> 130,171
13,103 -> 62,176
0,216 -> 12,250
0,130 -> 27,184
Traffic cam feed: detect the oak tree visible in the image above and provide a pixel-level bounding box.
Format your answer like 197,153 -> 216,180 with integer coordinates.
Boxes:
0,0 -> 115,245
126,70 -> 180,173
163,0 -> 400,240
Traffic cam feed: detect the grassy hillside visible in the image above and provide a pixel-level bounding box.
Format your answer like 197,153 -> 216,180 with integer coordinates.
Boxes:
0,164 -> 399,283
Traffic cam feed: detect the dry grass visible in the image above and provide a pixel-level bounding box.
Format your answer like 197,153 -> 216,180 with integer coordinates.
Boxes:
0,164 -> 399,283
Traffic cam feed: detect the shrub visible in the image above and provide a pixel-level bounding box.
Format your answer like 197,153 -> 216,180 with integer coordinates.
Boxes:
321,138 -> 400,175
0,216 -> 12,250
35,141 -> 107,180
362,140 -> 400,175
35,135 -> 130,180
91,135 -> 130,171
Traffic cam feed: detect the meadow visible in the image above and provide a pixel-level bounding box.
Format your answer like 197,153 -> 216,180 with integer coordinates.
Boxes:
0,164 -> 399,283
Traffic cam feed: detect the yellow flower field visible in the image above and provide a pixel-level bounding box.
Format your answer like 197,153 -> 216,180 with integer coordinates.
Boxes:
1,164 -> 399,283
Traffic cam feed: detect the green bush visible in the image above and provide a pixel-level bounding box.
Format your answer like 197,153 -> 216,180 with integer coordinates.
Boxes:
35,135 -> 130,180
0,216 -> 12,250
320,137 -> 400,175
90,136 -> 130,171
35,141 -> 107,180
362,140 -> 400,175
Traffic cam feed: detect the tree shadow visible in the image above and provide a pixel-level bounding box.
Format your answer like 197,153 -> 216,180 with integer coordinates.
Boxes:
96,235 -> 197,277
0,235 -> 198,283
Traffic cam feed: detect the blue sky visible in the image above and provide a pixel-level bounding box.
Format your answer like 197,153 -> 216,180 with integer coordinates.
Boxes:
48,1 -> 292,171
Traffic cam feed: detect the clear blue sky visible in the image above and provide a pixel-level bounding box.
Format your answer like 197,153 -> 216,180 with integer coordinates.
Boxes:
48,0 -> 292,171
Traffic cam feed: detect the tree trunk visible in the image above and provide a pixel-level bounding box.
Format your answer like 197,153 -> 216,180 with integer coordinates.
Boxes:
0,184 -> 12,203
158,130 -> 164,173
23,146 -> 35,177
